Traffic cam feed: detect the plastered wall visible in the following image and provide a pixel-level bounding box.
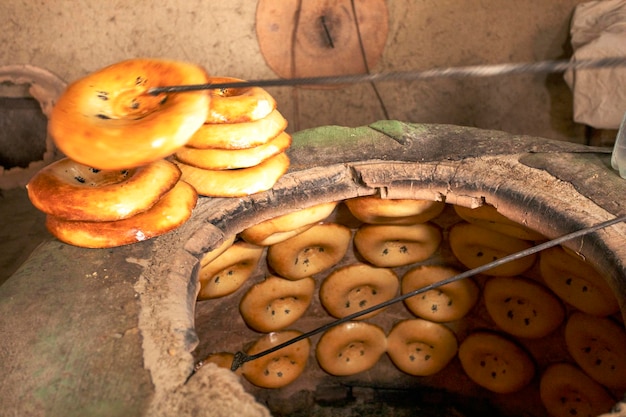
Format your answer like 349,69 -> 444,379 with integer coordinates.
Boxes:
1,0 -> 590,141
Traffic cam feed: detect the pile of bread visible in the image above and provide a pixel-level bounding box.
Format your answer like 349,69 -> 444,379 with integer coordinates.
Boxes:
197,198 -> 624,417
26,59 -> 291,248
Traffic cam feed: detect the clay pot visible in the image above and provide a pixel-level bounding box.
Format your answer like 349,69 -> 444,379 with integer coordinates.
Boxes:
1,122 -> 624,417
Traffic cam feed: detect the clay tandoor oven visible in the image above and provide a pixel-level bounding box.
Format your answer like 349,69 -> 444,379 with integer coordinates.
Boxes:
1,121 -> 625,417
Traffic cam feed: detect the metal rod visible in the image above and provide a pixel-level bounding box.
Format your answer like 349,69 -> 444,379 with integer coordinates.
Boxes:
230,214 -> 626,371
150,56 -> 626,95
319,15 -> 335,49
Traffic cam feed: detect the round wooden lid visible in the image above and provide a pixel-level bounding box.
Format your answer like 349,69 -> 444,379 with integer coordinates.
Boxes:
255,0 -> 388,88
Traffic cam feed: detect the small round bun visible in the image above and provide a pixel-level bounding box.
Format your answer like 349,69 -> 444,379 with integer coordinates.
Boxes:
45,180 -> 197,248
266,223 -> 351,280
240,201 -> 338,246
205,76 -> 276,124
483,276 -> 564,339
319,263 -> 399,320
316,321 -> 387,376
201,352 -> 242,375
199,235 -> 237,266
49,59 -> 209,170
539,363 -> 615,417
454,204 -> 544,240
28,158 -> 181,221
387,319 -> 458,376
175,131 -> 292,170
458,331 -> 535,394
239,276 -> 315,332
187,109 -> 287,150
448,222 -> 536,276
564,312 -> 626,389
344,196 -> 445,224
176,152 -> 290,197
539,246 -> 619,316
353,223 -> 441,267
402,265 -> 479,322
197,241 -> 264,300
242,330 -> 310,388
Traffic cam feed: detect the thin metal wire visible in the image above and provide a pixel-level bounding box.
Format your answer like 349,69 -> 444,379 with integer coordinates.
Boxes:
150,56 -> 626,95
230,214 -> 626,371
350,0 -> 390,120
289,0 -> 303,132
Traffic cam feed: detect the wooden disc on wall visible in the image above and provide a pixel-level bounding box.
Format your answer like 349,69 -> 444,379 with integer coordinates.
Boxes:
255,0 -> 388,88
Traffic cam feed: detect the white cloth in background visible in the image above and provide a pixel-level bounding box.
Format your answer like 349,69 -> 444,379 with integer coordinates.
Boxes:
564,0 -> 626,129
